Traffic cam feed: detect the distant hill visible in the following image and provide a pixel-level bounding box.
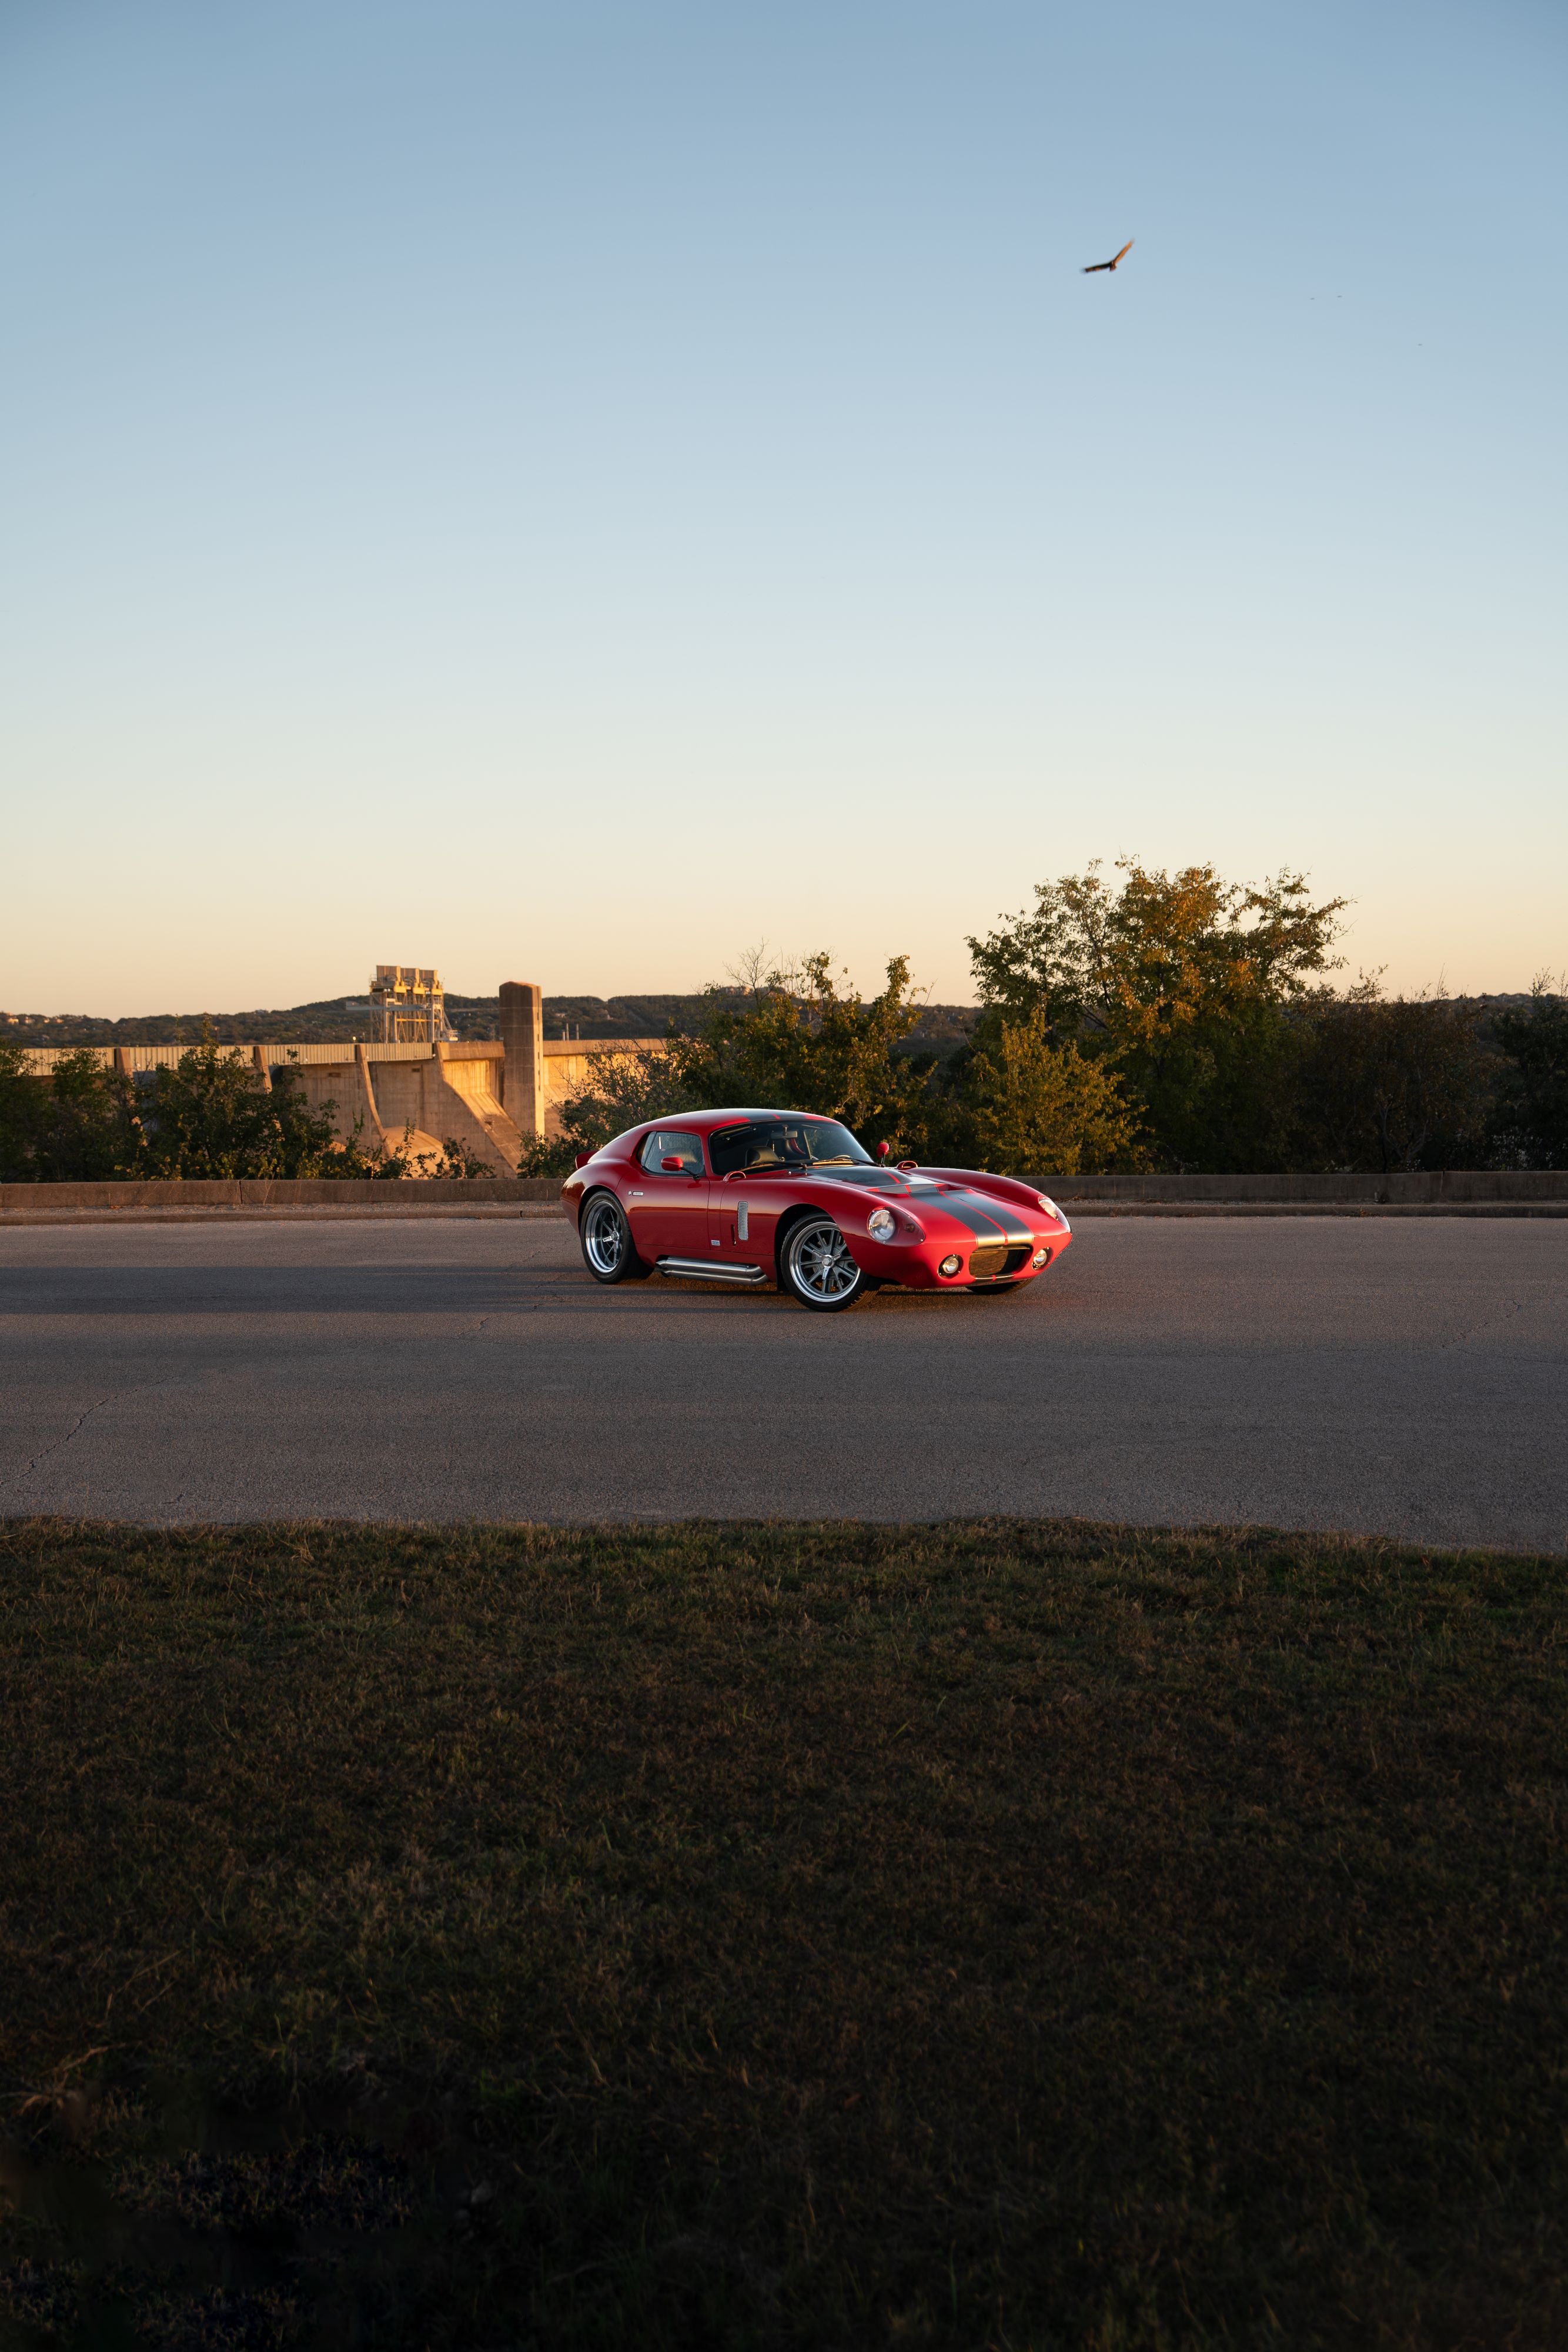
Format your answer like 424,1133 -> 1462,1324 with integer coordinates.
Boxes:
0,993 -> 735,1047
543,996 -> 981,1053
0,991 -> 984,1050
5,991 -> 1544,1057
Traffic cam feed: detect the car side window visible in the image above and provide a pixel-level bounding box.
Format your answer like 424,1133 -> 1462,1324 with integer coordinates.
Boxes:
709,1123 -> 767,1177
639,1129 -> 706,1175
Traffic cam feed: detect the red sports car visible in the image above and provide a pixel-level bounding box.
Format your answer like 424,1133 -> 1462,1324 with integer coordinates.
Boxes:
561,1110 -> 1072,1312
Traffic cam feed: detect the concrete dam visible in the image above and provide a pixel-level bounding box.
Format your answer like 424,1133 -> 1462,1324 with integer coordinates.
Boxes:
22,982 -> 664,1175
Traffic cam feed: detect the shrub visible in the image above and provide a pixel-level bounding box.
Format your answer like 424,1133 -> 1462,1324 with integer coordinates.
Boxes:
140,1041 -> 349,1178
965,1011 -> 1147,1174
0,1044 -> 143,1181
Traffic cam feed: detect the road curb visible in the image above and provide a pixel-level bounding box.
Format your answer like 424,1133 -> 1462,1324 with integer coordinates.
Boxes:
2,1201 -> 1566,1228
0,1204 -> 571,1228
1061,1202 -> 1568,1219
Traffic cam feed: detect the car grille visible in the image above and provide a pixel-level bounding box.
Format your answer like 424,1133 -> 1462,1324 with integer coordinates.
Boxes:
968,1244 -> 1033,1280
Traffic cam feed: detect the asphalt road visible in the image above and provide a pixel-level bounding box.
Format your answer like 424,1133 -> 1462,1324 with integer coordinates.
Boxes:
2,1215 -> 1564,1548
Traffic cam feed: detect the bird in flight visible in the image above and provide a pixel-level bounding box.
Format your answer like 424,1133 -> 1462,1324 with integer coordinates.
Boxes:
1082,240 -> 1134,275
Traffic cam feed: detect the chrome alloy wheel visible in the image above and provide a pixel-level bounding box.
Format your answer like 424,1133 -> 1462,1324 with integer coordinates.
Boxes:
783,1214 -> 865,1309
582,1194 -> 627,1278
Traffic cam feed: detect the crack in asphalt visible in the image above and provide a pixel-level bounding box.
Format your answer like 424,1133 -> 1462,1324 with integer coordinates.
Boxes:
9,1395 -> 112,1491
1439,1297 -> 1531,1352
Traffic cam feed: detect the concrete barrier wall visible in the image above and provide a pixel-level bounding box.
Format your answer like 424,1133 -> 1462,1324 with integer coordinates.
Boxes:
1033,1171 -> 1568,1202
1,1177 -> 562,1211
4,1170 -> 1566,1219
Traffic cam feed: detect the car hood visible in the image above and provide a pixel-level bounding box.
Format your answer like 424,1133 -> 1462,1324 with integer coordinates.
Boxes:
817,1172 -> 1035,1246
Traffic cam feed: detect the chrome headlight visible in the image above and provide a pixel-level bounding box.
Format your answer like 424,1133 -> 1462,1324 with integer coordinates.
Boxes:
938,1252 -> 963,1278
1036,1192 -> 1061,1219
867,1208 -> 897,1242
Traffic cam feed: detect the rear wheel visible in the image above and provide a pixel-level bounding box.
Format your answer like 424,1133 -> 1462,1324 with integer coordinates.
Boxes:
780,1213 -> 867,1312
579,1191 -> 650,1284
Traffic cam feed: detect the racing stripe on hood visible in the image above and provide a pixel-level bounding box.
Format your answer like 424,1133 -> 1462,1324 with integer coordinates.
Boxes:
928,1188 -> 1033,1246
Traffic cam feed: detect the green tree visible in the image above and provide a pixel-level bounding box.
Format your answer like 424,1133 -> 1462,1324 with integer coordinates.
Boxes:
0,1045 -> 143,1181
142,1040 -> 349,1178
967,858 -> 1346,1170
559,1043 -> 698,1161
966,1011 -> 1146,1174
513,954 -> 944,1168
1295,983 -> 1499,1173
666,953 -> 935,1154
0,1044 -> 30,1178
1491,978 -> 1568,1169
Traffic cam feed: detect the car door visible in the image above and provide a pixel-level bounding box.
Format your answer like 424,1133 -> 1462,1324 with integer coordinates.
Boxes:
706,1120 -> 787,1272
626,1127 -> 710,1264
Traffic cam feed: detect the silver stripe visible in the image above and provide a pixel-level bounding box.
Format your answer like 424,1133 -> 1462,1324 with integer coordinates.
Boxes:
937,1188 -> 1034,1247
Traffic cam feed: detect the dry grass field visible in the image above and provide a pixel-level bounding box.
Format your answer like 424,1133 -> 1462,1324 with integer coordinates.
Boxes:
2,1517 -> 1565,2348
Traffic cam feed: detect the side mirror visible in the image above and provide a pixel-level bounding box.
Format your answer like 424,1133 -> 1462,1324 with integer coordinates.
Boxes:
876,1141 -> 891,1160
574,1151 -> 591,1170
661,1155 -> 686,1174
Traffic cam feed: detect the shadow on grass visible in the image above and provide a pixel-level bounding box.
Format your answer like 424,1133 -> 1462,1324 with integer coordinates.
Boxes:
3,1515 -> 1567,2348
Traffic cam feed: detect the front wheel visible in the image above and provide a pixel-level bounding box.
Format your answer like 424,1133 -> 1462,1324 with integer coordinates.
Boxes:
780,1214 -> 868,1312
579,1191 -> 650,1284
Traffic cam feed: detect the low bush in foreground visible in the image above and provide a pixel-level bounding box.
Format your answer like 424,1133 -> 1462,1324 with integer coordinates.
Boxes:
2,1519 -> 1565,2348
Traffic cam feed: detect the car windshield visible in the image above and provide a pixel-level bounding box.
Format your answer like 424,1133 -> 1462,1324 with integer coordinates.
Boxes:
708,1117 -> 872,1177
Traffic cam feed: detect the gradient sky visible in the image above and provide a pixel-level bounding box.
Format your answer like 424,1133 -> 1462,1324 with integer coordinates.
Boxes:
2,0 -> 1563,1016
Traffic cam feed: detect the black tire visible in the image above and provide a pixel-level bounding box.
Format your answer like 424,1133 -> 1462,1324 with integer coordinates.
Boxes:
778,1212 -> 868,1312
579,1190 -> 651,1285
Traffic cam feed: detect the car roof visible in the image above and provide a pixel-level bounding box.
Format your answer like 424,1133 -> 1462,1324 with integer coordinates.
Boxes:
653,1109 -> 834,1130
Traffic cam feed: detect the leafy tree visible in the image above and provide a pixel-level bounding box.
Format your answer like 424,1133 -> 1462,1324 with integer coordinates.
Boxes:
139,1041 -> 350,1178
1491,978 -> 1568,1169
34,1048 -> 145,1177
141,1047 -> 496,1179
965,1011 -> 1147,1174
967,859 -> 1347,1170
497,1044 -> 701,1178
513,955 -> 942,1171
0,1044 -> 29,1177
0,1044 -> 143,1181
0,1039 -> 500,1182
561,1043 -> 698,1158
1295,983 -> 1498,1173
666,953 -> 935,1154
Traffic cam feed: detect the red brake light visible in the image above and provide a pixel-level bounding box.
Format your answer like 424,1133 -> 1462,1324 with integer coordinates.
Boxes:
574,1151 -> 591,1170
